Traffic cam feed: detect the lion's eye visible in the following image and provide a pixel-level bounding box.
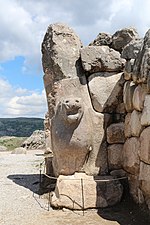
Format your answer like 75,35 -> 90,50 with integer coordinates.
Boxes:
75,100 -> 79,103
65,100 -> 69,103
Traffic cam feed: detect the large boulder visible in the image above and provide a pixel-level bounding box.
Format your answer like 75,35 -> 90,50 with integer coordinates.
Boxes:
21,130 -> 45,150
128,174 -> 144,204
107,123 -> 125,144
122,137 -> 140,175
80,46 -> 124,73
132,29 -> 150,85
42,23 -> 83,119
141,95 -> 150,126
89,32 -> 112,46
130,110 -> 142,137
139,161 -> 150,209
42,23 -> 82,81
50,173 -> 123,209
139,127 -> 150,164
111,27 -> 139,52
107,144 -> 123,170
132,84 -> 146,111
123,59 -> 134,80
88,72 -> 124,112
121,39 -> 143,59
123,81 -> 136,112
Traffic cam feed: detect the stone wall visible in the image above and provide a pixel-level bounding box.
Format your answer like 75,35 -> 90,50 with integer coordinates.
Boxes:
122,30 -> 150,210
42,24 -> 150,210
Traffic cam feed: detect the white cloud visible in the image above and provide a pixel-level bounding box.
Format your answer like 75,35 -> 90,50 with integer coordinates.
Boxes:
0,78 -> 47,118
1,0 -> 150,67
1,0 -> 150,118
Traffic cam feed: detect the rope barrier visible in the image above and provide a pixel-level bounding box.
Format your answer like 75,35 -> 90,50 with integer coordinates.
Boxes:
39,160 -> 128,215
42,173 -> 127,182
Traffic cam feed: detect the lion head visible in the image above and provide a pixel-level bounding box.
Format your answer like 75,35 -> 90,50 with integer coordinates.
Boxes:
57,97 -> 84,124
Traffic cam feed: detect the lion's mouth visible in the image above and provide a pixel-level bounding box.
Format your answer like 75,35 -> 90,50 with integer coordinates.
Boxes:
67,113 -> 80,121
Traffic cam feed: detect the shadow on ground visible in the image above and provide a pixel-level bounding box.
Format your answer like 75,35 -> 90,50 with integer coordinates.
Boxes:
98,195 -> 150,225
98,183 -> 150,225
7,174 -> 150,225
7,174 -> 56,195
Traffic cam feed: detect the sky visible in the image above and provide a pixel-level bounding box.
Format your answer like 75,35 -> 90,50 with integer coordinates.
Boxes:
0,0 -> 150,118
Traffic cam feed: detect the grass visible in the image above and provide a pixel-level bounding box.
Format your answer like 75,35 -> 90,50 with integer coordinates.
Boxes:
0,136 -> 27,151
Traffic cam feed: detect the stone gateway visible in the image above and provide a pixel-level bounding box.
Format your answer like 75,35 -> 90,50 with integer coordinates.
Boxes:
42,23 -> 150,211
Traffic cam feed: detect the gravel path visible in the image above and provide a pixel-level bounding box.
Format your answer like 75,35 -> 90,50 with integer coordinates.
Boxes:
0,150 -> 119,225
0,150 -> 149,225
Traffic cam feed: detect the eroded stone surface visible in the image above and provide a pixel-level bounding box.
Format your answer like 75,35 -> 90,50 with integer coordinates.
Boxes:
123,81 -> 136,112
88,72 -> 124,112
42,23 -> 82,80
51,173 -> 123,209
107,123 -> 125,144
42,23 -> 83,119
51,77 -> 106,176
139,162 -> 150,209
122,137 -> 140,175
128,174 -> 144,204
89,32 -> 112,46
123,59 -> 134,80
130,110 -> 142,137
132,29 -> 150,85
141,95 -> 150,126
133,84 -> 146,111
111,28 -> 139,52
124,113 -> 132,138
140,127 -> 150,164
81,46 -> 124,73
121,39 -> 143,59
108,144 -> 123,170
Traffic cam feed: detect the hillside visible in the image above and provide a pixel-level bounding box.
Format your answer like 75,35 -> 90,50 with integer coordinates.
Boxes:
0,117 -> 44,137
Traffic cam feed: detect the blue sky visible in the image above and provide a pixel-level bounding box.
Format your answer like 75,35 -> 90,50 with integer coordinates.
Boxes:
0,0 -> 150,118
0,56 -> 43,90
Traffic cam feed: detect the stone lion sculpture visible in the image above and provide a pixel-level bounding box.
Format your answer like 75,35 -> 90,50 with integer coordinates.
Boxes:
51,97 -> 93,176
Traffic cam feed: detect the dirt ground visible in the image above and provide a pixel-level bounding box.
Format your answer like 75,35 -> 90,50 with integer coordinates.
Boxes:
0,150 -> 149,225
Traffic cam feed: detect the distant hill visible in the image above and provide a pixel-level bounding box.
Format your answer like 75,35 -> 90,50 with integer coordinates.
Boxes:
0,117 -> 44,137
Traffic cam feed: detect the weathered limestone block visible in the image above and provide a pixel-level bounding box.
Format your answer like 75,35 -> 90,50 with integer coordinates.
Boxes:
139,161 -> 150,209
51,77 -> 106,176
123,81 -> 136,112
133,84 -> 146,111
121,39 -> 143,59
80,46 -> 124,73
108,144 -> 123,170
132,29 -> 150,84
123,60 -> 133,81
50,173 -> 123,209
130,110 -> 142,137
139,127 -> 150,164
124,113 -> 132,138
128,174 -> 144,204
107,123 -> 125,144
88,72 -> 125,112
42,23 -> 83,118
111,27 -> 139,52
141,95 -> 150,126
122,137 -> 140,175
89,32 -> 112,46
42,23 -> 82,80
